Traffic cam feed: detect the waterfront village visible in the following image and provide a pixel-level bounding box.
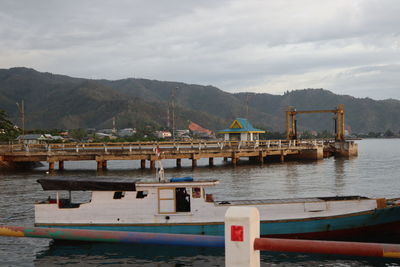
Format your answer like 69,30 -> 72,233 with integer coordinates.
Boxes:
3,118 -> 369,145
12,119 -> 266,145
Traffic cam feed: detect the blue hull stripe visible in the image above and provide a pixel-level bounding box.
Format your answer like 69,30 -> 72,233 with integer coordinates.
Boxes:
38,207 -> 400,236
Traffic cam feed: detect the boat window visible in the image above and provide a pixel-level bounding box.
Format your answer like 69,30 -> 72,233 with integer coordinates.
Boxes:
176,187 -> 190,212
136,191 -> 148,199
159,188 -> 175,213
192,187 -> 201,198
113,191 -> 125,199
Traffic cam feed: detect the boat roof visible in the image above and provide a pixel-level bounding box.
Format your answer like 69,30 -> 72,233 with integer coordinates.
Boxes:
37,177 -> 219,191
37,178 -> 138,191
136,180 -> 219,188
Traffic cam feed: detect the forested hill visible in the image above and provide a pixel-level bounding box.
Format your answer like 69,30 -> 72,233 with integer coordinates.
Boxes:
1,67 -> 399,134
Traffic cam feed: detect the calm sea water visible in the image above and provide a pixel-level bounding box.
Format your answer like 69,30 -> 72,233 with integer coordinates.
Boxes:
1,139 -> 400,266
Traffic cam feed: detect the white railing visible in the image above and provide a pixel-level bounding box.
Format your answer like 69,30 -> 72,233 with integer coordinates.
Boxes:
0,139 -> 331,155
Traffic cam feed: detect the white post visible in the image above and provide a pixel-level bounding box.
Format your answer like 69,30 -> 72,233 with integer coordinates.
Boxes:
225,207 -> 260,267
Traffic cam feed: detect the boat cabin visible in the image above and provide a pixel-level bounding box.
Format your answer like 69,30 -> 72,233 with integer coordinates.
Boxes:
36,177 -> 219,218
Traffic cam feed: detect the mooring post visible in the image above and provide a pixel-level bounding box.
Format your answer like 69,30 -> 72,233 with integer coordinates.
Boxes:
225,207 -> 260,267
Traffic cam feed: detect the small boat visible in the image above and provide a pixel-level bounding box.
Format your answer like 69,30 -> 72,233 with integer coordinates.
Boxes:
35,177 -> 400,242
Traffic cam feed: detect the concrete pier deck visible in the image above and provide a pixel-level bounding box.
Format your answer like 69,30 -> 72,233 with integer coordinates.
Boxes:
0,139 -> 357,171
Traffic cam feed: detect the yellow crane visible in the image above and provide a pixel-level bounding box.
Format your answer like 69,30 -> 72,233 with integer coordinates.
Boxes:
286,104 -> 345,141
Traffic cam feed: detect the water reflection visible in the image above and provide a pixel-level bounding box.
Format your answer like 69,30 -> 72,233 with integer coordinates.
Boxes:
33,240 -> 400,266
285,163 -> 300,196
34,241 -> 225,266
334,158 -> 346,194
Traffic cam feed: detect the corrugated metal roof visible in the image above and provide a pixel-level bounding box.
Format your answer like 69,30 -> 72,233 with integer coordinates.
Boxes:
218,118 -> 265,133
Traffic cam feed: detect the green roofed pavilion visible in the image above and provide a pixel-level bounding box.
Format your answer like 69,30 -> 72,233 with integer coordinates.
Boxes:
218,118 -> 265,141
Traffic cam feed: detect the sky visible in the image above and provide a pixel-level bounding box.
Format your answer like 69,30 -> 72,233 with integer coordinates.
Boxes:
1,0 -> 400,100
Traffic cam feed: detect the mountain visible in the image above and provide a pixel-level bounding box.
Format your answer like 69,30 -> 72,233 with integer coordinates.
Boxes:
0,67 -> 399,134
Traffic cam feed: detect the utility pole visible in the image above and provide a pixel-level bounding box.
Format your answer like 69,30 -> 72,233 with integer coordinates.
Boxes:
246,93 -> 250,118
167,101 -> 170,128
171,87 -> 177,140
112,116 -> 116,134
16,100 -> 25,140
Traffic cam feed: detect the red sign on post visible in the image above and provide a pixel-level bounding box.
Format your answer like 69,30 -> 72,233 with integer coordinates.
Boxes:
231,225 -> 244,241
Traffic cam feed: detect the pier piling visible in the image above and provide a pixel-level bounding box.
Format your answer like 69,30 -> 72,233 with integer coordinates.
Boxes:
58,161 -> 64,171
150,160 -> 155,170
140,160 -> 146,169
48,161 -> 55,171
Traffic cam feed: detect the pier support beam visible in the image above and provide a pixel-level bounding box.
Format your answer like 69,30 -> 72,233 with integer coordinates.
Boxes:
334,141 -> 358,158
48,162 -> 55,171
209,157 -> 214,167
58,161 -> 64,171
258,152 -> 264,164
232,155 -> 238,167
294,146 -> 324,160
280,152 -> 285,163
150,160 -> 155,170
176,158 -> 181,168
97,160 -> 107,170
192,159 -> 197,169
97,160 -> 102,170
102,160 -> 107,170
140,160 -> 146,169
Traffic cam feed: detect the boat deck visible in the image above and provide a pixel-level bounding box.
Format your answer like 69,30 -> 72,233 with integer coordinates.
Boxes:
216,196 -> 368,206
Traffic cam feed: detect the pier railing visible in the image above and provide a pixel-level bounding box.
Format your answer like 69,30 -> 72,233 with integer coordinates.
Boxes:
0,139 -> 344,170
0,139 -> 331,154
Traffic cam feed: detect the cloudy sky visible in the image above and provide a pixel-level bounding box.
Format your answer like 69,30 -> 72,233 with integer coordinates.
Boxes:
1,0 -> 399,100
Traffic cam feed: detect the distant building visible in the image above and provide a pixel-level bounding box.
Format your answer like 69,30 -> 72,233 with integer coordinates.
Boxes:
155,131 -> 172,139
188,121 -> 214,138
86,128 -> 96,134
16,134 -> 44,144
16,134 -> 64,144
95,132 -> 116,140
176,129 -> 191,139
118,128 -> 137,137
97,129 -> 114,134
218,118 -> 265,141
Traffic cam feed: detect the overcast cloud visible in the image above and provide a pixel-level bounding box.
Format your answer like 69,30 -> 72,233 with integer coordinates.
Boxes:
1,0 -> 399,100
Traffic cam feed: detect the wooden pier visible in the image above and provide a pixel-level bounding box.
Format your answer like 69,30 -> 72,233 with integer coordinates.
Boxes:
0,139 -> 357,171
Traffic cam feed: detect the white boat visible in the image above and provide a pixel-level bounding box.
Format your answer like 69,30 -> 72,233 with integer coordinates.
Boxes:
34,177 -> 400,241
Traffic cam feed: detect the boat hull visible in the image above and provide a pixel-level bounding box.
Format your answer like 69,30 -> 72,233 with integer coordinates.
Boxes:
36,206 -> 400,242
